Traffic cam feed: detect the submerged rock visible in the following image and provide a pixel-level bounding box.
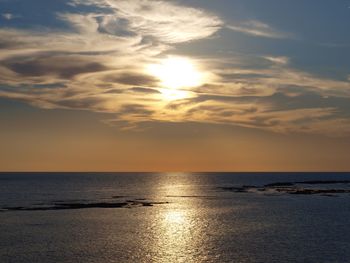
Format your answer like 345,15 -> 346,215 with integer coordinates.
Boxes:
295,180 -> 350,185
289,189 -> 350,195
0,199 -> 169,212
220,180 -> 350,197
264,182 -> 295,187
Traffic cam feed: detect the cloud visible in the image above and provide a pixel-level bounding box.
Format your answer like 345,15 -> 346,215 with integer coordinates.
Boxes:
104,73 -> 158,86
0,0 -> 350,137
70,0 -> 223,43
129,87 -> 160,94
4,56 -> 108,79
227,20 -> 291,39
263,56 -> 289,65
162,95 -> 350,137
0,0 -> 222,86
2,13 -> 15,20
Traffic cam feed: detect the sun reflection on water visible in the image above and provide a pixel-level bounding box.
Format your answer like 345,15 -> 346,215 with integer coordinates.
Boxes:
165,210 -> 186,224
151,173 -> 208,263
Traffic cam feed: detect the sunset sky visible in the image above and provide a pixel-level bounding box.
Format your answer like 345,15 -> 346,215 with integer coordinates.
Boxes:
1,0 -> 350,171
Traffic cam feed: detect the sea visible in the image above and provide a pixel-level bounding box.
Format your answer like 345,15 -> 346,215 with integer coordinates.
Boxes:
0,172 -> 350,263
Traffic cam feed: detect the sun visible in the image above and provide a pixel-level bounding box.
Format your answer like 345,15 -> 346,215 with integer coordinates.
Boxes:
147,56 -> 203,90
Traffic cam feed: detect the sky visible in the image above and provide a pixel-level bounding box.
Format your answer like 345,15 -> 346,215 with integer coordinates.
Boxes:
1,0 -> 350,171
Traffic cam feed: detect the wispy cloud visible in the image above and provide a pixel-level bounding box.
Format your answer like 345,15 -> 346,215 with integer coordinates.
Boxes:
1,13 -> 16,20
0,0 -> 222,115
0,0 -> 222,89
227,20 -> 291,39
263,56 -> 289,65
0,0 -> 349,137
70,0 -> 222,43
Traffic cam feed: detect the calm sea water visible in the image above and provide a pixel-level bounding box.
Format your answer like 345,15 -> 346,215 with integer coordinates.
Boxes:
1,172 -> 350,263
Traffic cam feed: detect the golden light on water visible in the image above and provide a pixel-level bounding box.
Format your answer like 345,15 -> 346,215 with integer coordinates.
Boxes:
164,210 -> 186,224
149,173 -> 207,262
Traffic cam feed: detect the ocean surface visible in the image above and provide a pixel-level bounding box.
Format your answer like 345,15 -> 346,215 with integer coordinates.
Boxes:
1,172 -> 350,263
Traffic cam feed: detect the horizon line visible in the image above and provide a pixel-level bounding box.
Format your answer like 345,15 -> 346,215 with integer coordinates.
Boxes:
1,171 -> 350,173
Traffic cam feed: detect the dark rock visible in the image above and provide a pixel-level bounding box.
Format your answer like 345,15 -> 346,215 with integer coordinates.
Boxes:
220,180 -> 350,197
220,187 -> 250,193
295,180 -> 350,185
264,182 -> 295,187
289,189 -> 350,195
0,200 -> 169,212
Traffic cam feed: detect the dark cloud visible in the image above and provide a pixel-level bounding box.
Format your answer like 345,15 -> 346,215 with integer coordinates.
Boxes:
248,115 -> 282,128
258,91 -> 350,115
184,104 -> 256,119
104,73 -> 158,86
52,96 -> 108,110
129,87 -> 160,94
138,36 -> 156,46
189,94 -> 254,104
103,89 -> 124,94
218,72 -> 270,82
0,39 -> 21,49
190,89 -> 350,117
97,16 -> 137,37
5,56 -> 108,79
116,104 -> 154,117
